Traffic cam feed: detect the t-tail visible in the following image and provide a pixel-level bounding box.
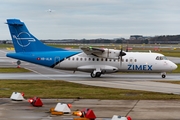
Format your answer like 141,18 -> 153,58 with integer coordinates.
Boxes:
6,19 -> 66,53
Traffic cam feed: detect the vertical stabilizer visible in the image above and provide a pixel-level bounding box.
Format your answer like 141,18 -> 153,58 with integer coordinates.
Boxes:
6,19 -> 66,52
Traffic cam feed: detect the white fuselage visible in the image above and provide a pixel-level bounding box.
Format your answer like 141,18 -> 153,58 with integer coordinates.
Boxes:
54,52 -> 177,73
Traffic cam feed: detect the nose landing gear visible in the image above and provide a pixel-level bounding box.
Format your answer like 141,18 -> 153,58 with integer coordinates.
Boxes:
161,72 -> 166,78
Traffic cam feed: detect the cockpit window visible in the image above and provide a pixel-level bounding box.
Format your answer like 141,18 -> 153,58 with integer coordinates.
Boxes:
160,56 -> 164,60
156,56 -> 167,60
156,56 -> 159,60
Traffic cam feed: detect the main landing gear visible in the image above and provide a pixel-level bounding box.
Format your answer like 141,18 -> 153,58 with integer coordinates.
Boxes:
90,68 -> 103,78
161,72 -> 166,78
17,60 -> 21,68
91,71 -> 102,78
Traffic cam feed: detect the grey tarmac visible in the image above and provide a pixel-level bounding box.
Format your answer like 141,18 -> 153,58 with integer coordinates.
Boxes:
1,98 -> 180,120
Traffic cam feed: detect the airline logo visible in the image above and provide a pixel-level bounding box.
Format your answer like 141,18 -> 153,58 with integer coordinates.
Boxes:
128,64 -> 153,70
13,32 -> 35,47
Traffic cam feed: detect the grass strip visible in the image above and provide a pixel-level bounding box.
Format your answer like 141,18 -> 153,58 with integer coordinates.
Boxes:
0,80 -> 179,100
0,68 -> 31,73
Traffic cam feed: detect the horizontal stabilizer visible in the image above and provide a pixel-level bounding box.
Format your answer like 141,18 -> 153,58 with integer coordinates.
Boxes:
6,19 -> 23,26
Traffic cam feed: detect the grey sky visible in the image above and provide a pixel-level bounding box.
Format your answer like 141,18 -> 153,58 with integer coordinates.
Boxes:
1,0 -> 180,40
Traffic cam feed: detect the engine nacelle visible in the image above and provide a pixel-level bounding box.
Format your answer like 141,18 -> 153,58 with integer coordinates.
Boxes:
81,47 -> 126,59
99,49 -> 122,59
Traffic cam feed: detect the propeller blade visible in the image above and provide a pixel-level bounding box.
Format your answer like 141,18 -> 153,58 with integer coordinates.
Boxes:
119,49 -> 126,66
119,49 -> 126,56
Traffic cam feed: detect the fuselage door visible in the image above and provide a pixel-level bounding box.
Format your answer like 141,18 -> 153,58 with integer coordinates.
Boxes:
54,56 -> 60,66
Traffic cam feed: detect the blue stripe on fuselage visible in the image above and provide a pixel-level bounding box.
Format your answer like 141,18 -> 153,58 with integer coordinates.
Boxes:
6,51 -> 81,67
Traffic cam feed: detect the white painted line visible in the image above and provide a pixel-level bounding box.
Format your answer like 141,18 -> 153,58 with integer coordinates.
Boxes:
24,67 -> 56,80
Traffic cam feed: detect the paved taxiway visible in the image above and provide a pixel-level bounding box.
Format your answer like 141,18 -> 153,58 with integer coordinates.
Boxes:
2,98 -> 180,120
1,49 -> 180,120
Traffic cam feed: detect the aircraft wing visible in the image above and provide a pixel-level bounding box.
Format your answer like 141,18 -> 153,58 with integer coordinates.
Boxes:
81,47 -> 104,56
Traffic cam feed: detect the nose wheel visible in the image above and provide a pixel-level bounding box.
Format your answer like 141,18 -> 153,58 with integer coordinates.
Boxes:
161,72 -> 166,78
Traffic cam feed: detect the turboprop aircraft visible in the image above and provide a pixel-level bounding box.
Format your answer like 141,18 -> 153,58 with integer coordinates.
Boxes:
6,19 -> 177,78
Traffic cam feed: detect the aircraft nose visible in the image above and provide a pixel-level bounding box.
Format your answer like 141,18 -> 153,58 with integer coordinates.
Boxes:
170,62 -> 177,70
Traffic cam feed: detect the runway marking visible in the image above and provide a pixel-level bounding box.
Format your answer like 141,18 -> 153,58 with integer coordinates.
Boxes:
126,100 -> 139,116
24,67 -> 56,80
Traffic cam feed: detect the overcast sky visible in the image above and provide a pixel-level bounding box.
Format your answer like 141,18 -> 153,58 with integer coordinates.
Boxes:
1,0 -> 180,40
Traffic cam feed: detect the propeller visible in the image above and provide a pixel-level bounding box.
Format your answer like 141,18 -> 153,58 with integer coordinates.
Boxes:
119,48 -> 126,56
118,48 -> 126,66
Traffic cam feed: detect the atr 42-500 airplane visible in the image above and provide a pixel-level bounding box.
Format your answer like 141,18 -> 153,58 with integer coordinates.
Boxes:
6,19 -> 177,78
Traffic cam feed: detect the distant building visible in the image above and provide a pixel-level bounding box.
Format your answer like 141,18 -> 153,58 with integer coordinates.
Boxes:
130,35 -> 143,40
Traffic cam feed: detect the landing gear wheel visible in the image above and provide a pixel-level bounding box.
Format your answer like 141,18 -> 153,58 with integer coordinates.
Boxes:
162,74 -> 166,78
17,60 -> 21,65
91,72 -> 96,78
96,72 -> 101,77
161,72 -> 166,78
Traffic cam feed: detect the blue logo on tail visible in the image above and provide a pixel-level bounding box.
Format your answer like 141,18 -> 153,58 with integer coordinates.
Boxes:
13,32 -> 35,47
